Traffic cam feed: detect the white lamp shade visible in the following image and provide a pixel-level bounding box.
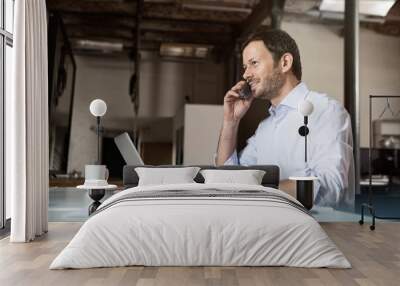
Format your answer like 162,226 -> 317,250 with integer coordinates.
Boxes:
298,100 -> 314,116
89,99 -> 107,117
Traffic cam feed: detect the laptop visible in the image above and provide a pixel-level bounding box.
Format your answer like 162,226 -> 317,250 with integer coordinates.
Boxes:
114,132 -> 144,165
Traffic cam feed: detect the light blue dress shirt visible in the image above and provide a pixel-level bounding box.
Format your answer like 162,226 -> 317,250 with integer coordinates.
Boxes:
225,82 -> 354,209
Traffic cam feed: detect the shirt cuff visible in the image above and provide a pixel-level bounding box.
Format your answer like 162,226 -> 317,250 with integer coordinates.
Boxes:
223,150 -> 239,165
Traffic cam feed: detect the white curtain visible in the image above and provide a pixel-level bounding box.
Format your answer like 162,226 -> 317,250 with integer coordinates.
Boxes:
7,0 -> 49,242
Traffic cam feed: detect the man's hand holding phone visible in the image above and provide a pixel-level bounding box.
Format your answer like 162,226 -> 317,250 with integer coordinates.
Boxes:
223,81 -> 254,123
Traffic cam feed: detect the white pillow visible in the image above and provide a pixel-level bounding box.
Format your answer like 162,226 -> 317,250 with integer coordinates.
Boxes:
135,167 -> 200,186
200,169 -> 266,185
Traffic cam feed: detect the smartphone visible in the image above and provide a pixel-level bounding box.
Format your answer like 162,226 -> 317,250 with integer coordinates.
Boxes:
238,81 -> 252,99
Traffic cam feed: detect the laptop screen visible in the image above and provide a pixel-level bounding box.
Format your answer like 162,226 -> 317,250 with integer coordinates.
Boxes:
114,132 -> 144,165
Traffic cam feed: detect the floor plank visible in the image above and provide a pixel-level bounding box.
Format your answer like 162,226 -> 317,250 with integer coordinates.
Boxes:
0,222 -> 399,286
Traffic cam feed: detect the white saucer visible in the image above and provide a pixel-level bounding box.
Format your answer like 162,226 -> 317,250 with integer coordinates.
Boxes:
77,184 -> 117,190
289,176 -> 318,181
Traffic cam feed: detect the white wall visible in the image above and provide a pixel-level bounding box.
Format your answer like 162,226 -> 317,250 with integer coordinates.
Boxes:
282,21 -> 400,147
359,30 -> 400,147
182,104 -> 223,165
282,22 -> 344,102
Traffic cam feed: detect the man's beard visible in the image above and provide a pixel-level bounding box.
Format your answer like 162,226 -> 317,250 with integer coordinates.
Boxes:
257,67 -> 285,100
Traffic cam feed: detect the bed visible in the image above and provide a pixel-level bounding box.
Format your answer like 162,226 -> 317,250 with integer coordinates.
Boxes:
50,165 -> 350,269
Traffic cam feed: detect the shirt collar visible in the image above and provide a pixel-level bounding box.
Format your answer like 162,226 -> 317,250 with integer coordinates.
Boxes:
269,82 -> 310,113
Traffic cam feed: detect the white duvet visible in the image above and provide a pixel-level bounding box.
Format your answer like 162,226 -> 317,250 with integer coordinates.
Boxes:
50,183 -> 351,269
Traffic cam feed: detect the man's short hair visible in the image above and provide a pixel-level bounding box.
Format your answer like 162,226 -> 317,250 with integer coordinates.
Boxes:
241,29 -> 302,81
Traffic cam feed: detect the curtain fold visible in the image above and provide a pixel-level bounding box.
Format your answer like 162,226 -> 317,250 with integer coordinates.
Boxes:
8,0 -> 48,242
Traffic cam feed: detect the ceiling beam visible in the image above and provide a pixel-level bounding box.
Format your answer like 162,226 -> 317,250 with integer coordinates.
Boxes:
142,2 -> 248,23
48,1 -> 250,23
47,0 -> 136,15
178,0 -> 254,11
237,0 -> 274,40
142,31 -> 232,45
65,24 -> 233,47
362,22 -> 400,37
385,0 -> 400,22
61,12 -> 135,29
60,12 -> 233,34
66,25 -> 233,48
141,19 -> 233,34
66,25 -> 134,41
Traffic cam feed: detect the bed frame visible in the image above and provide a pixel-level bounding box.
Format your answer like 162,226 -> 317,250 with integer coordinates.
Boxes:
123,165 -> 280,189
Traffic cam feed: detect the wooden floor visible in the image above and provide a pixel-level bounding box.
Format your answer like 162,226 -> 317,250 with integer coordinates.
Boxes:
0,222 -> 399,286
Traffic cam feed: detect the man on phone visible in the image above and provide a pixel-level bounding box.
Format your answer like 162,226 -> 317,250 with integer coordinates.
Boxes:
216,29 -> 354,209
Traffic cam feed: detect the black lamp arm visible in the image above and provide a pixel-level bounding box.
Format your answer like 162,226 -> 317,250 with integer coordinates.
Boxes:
97,116 -> 101,164
298,115 -> 309,163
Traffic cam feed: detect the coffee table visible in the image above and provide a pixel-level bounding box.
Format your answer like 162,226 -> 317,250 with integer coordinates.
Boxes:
77,184 -> 117,215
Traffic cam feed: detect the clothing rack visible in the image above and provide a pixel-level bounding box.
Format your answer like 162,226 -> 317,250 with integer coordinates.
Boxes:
359,95 -> 400,230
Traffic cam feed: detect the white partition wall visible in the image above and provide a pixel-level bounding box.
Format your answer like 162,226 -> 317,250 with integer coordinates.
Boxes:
173,104 -> 223,165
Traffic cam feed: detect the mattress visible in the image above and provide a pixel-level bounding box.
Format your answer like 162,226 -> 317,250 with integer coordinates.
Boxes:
50,183 -> 350,269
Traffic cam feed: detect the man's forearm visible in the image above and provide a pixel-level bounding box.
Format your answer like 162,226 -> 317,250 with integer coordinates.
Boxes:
216,121 -> 240,166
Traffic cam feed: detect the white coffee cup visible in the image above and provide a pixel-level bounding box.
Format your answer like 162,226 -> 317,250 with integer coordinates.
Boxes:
84,165 -> 109,186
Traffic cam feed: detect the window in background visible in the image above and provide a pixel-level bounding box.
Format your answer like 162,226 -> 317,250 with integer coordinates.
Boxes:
1,0 -> 14,231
